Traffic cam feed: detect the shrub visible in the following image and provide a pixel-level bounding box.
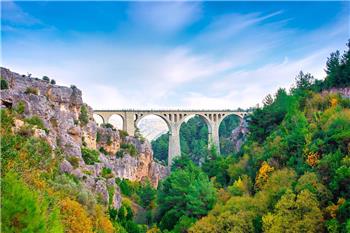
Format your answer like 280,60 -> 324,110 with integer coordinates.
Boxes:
1,172 -> 63,233
81,147 -> 100,165
67,156 -> 80,168
102,123 -> 114,129
120,143 -> 138,156
101,167 -> 113,179
99,147 -> 108,155
60,197 -> 93,233
1,77 -> 9,89
79,105 -> 89,126
14,101 -> 26,114
70,85 -> 77,89
42,76 -> 50,82
119,130 -> 129,139
50,79 -> 56,85
116,150 -> 125,158
25,115 -> 45,128
24,87 -> 39,95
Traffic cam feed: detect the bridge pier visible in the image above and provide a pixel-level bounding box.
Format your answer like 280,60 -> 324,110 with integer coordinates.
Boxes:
209,122 -> 220,154
168,123 -> 181,167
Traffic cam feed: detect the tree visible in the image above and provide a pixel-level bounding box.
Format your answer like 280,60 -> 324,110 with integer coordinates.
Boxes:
157,162 -> 216,231
79,105 -> 89,126
1,172 -> 63,233
262,189 -> 324,233
1,77 -> 9,89
42,76 -> 50,82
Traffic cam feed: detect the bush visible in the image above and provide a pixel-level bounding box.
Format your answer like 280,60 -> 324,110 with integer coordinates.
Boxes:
1,77 -> 9,89
67,156 -> 80,168
81,147 -> 100,165
70,85 -> 77,89
50,79 -> 56,85
79,105 -> 89,126
99,147 -> 108,155
60,197 -> 93,233
42,76 -> 50,82
101,167 -> 113,179
119,130 -> 129,139
120,143 -> 138,156
102,123 -> 115,129
25,116 -> 46,129
24,87 -> 39,95
1,172 -> 63,233
116,150 -> 125,158
14,101 -> 26,114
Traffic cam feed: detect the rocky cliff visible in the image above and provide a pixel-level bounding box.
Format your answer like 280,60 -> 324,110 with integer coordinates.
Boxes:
0,67 -> 169,209
229,118 -> 249,153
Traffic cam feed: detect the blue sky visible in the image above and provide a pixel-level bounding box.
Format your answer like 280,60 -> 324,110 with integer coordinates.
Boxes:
1,1 -> 349,110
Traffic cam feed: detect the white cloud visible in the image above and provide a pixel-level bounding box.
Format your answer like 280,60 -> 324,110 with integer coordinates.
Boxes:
1,1 -> 41,26
128,2 -> 201,34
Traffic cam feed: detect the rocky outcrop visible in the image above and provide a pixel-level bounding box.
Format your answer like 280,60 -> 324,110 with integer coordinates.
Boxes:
0,67 -> 169,209
230,118 -> 249,153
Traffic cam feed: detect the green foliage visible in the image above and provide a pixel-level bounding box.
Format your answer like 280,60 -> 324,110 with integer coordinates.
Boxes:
14,101 -> 26,114
1,77 -> 9,89
151,133 -> 169,163
262,189 -> 324,233
25,87 -> 39,95
42,76 -> 50,82
120,143 -> 138,156
157,162 -> 216,231
119,130 -> 129,139
25,115 -> 48,133
323,40 -> 350,88
81,147 -> 99,165
50,79 -> 56,85
180,116 -> 209,164
1,172 -> 63,233
101,167 -> 113,179
79,105 -> 89,126
137,181 -> 157,209
67,156 -> 80,168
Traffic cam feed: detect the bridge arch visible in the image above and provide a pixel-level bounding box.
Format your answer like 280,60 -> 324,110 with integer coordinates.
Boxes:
178,113 -> 212,134
93,113 -> 105,125
108,114 -> 124,130
135,113 -> 172,135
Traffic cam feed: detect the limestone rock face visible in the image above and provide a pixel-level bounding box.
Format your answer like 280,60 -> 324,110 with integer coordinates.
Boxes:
97,127 -> 120,155
0,67 -> 169,209
230,118 -> 249,153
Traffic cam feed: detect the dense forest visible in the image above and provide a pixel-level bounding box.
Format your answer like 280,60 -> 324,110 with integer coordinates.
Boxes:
1,40 -> 349,233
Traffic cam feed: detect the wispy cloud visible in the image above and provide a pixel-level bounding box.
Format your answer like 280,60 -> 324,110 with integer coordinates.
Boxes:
128,2 -> 201,34
1,1 -> 41,26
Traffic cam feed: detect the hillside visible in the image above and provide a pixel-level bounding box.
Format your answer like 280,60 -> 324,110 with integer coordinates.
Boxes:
0,68 -> 168,233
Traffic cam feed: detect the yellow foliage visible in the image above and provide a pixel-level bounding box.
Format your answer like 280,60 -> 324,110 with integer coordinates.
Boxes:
60,198 -> 93,233
147,226 -> 162,233
93,205 -> 115,233
330,97 -> 338,107
306,152 -> 320,167
326,198 -> 346,218
188,214 -> 218,233
217,188 -> 231,203
255,162 -> 274,190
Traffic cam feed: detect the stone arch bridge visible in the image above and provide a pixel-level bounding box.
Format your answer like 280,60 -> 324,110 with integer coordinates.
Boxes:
93,110 -> 248,166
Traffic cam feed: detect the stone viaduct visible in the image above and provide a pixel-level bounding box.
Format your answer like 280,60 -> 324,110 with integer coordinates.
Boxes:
93,110 -> 247,166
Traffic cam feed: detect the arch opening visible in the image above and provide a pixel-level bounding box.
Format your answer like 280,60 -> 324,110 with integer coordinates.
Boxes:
179,114 -> 211,165
218,114 -> 242,156
108,114 -> 124,130
93,114 -> 104,125
136,114 -> 171,165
